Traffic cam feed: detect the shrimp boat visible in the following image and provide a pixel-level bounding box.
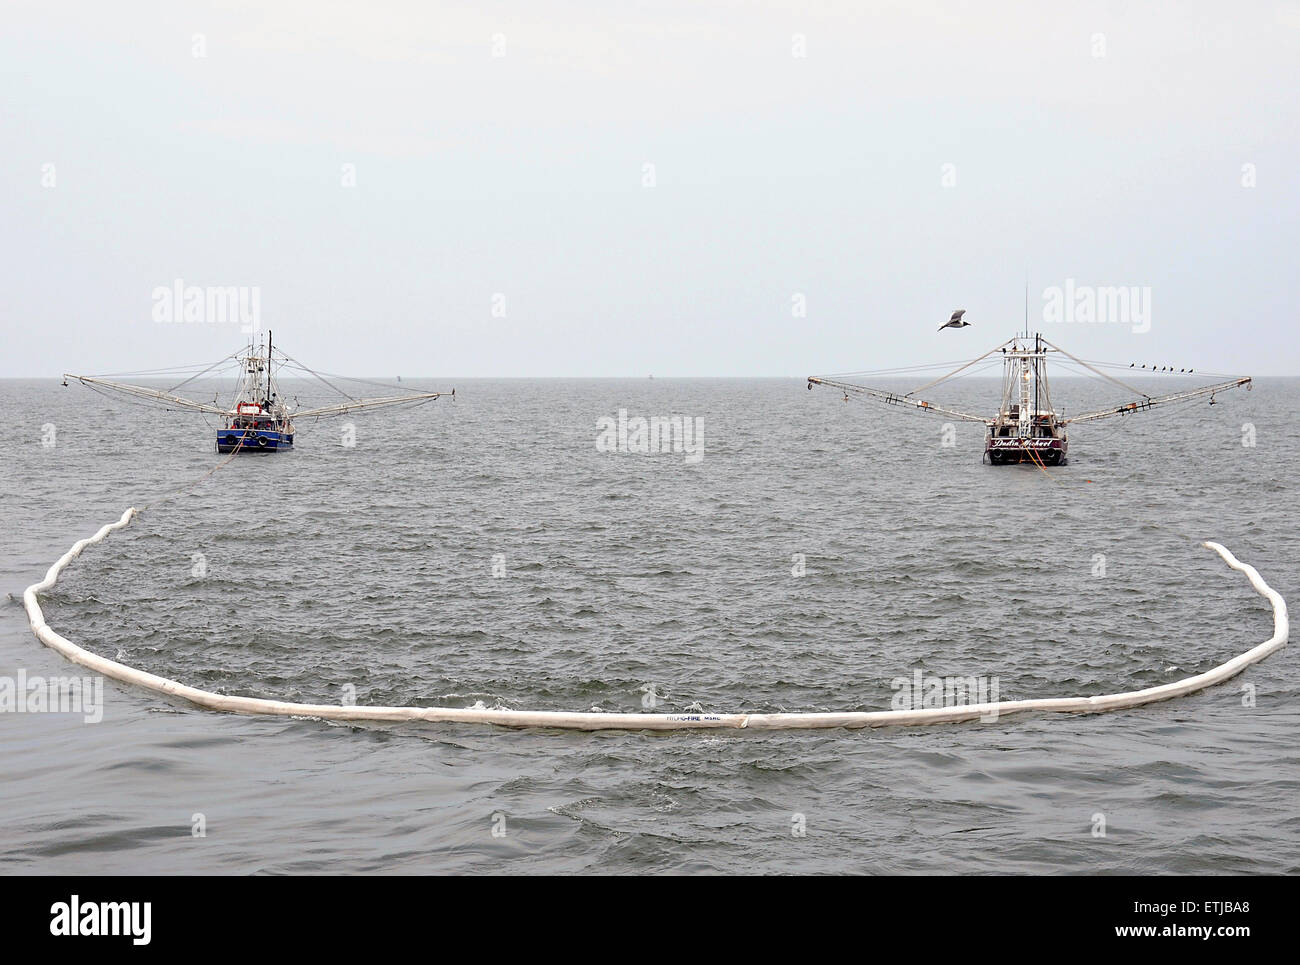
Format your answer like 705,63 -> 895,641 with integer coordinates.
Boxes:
808,331 -> 1251,465
217,332 -> 294,452
64,332 -> 449,454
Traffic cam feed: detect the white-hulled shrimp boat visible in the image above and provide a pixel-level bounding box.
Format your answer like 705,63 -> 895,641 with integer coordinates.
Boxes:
809,331 -> 1250,465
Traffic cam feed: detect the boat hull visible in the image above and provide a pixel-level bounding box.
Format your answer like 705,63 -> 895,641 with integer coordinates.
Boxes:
216,430 -> 293,453
985,437 -> 1066,465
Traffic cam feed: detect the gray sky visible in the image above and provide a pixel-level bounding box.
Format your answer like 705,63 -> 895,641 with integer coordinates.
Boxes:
3,1 -> 1298,376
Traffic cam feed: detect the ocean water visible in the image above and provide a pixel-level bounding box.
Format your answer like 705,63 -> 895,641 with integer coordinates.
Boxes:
1,376 -> 1296,874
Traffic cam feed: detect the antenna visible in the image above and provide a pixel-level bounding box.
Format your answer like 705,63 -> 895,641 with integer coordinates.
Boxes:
1024,278 -> 1029,337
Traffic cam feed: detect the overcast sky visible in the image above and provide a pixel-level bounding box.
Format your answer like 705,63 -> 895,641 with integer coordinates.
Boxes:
3,1 -> 1298,377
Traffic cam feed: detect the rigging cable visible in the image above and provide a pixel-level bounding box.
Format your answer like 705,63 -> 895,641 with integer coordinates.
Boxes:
165,351 -> 242,395
274,350 -> 359,403
1040,337 -> 1152,399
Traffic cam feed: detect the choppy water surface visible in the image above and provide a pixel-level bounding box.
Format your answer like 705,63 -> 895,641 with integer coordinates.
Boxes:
1,377 -> 1296,873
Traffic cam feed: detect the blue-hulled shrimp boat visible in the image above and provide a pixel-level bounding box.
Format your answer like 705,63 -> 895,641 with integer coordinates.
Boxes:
216,335 -> 295,453
65,331 -> 448,454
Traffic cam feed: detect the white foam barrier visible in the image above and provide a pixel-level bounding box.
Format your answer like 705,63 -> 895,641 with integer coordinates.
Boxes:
23,508 -> 1290,731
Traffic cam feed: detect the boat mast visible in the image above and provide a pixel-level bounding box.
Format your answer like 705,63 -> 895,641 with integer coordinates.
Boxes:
1018,340 -> 1031,438
1034,332 -> 1041,430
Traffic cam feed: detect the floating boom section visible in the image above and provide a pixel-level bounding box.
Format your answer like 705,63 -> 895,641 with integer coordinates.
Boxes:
22,508 -> 1292,731
1062,377 -> 1252,425
806,376 -> 991,424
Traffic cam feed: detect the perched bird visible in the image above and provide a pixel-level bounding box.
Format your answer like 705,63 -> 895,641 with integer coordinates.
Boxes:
939,309 -> 970,331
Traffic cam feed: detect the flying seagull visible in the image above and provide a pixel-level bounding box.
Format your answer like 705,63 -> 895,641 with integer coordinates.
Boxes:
939,309 -> 970,331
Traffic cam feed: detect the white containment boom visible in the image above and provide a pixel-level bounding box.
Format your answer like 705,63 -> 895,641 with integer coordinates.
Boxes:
23,509 -> 1287,732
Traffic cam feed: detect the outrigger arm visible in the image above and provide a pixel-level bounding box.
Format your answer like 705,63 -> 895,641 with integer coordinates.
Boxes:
806,376 -> 992,424
63,375 -> 233,416
291,392 -> 444,419
1061,377 -> 1252,425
